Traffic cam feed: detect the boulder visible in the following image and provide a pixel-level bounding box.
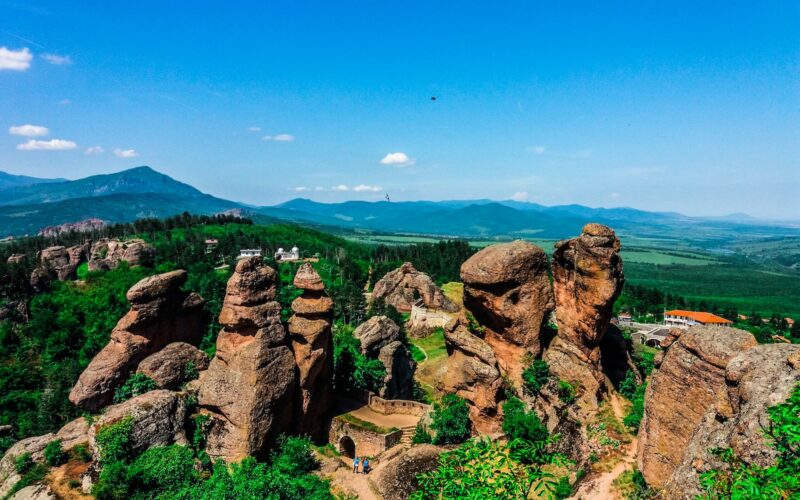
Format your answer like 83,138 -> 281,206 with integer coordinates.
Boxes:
460,240 -> 554,386
68,270 -> 206,411
6,254 -> 25,265
544,223 -> 624,403
374,444 -> 443,500
10,484 -> 55,499
88,238 -> 154,272
353,316 -> 416,399
371,262 -> 457,313
0,435 -> 54,498
136,342 -> 209,389
437,317 -> 503,434
637,325 -> 758,488
30,244 -> 89,290
663,343 -> 800,497
288,264 -> 333,440
55,417 -> 91,450
198,257 -> 297,462
89,390 -> 188,458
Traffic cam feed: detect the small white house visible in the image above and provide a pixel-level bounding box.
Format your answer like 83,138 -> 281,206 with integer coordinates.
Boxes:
274,246 -> 300,261
238,248 -> 262,259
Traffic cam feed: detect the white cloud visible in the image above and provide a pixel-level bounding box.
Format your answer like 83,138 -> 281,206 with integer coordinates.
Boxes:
353,184 -> 382,192
527,146 -> 546,155
510,191 -> 529,201
292,186 -> 309,192
59,99 -> 71,105
568,149 -> 592,159
380,152 -> 414,167
314,186 -> 325,191
610,192 -> 620,200
84,146 -> 104,155
17,139 -> 77,150
41,53 -> 72,65
0,47 -> 32,71
114,148 -> 138,158
247,126 -> 261,132
262,133 -> 294,142
9,124 -> 49,137
331,184 -> 349,192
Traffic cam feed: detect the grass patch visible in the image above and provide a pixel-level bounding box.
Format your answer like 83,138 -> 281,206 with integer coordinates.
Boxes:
409,344 -> 426,363
441,282 -> 464,309
410,328 -> 448,362
337,414 -> 398,435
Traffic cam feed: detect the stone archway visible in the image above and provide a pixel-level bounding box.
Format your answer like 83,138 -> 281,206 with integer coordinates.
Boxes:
645,338 -> 660,348
339,435 -> 356,458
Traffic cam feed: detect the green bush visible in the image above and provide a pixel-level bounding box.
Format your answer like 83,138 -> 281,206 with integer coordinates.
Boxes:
113,373 -> 158,403
412,424 -> 433,444
522,359 -> 551,395
430,394 -> 471,445
332,322 -> 386,394
125,445 -> 197,493
553,475 -> 573,499
95,416 -> 133,465
71,444 -> 92,462
557,380 -> 577,404
271,435 -> 319,476
502,397 -> 548,445
14,451 -> 34,474
623,383 -> 647,432
44,439 -> 68,466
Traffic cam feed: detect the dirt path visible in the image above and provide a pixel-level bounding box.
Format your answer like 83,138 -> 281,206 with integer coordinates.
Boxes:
570,394 -> 638,500
330,457 -> 380,500
348,404 -> 421,428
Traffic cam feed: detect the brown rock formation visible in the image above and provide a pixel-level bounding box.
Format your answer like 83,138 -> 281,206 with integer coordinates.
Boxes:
374,444 -> 443,500
544,223 -> 624,402
288,263 -> 333,440
663,343 -> 800,497
88,238 -> 155,272
30,244 -> 89,290
197,257 -> 297,462
460,240 -> 554,386
0,434 -> 54,497
371,262 -> 457,313
68,270 -> 206,411
352,316 -> 416,399
38,218 -> 107,238
437,317 -> 504,434
89,390 -> 188,457
136,342 -> 209,389
637,325 -> 757,489
6,254 -> 25,265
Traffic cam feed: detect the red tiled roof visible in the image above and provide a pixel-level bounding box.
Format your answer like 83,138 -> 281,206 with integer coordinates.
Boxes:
665,310 -> 732,325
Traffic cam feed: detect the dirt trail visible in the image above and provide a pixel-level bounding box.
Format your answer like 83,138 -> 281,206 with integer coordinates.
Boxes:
330,457 -> 380,500
570,394 -> 638,500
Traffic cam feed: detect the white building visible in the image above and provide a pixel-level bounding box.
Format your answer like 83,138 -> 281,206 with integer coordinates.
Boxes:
664,310 -> 732,328
274,246 -> 300,261
238,248 -> 262,259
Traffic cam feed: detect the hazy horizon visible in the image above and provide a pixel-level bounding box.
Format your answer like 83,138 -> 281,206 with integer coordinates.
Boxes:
2,2 -> 798,219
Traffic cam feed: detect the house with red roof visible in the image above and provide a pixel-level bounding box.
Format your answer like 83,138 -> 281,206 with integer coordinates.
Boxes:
664,310 -> 732,328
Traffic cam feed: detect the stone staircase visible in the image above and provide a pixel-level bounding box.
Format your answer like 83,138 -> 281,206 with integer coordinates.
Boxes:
399,425 -> 416,447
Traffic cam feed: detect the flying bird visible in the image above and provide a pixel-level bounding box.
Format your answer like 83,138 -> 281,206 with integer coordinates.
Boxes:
385,194 -> 391,202
430,96 -> 437,101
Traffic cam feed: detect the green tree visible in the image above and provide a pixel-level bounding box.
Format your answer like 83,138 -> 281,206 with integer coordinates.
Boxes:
522,359 -> 551,395
430,394 -> 471,445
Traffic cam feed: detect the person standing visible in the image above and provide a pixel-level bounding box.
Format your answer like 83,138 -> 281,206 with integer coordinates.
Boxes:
353,456 -> 360,473
362,457 -> 370,474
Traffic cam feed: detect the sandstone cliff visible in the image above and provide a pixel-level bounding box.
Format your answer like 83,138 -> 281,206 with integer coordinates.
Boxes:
352,315 -> 416,399
69,270 -> 206,411
197,257 -> 297,462
88,238 -> 155,271
637,325 -> 758,489
460,240 -> 554,387
288,263 -> 333,440
30,243 -> 90,291
544,223 -> 624,403
371,262 -> 457,313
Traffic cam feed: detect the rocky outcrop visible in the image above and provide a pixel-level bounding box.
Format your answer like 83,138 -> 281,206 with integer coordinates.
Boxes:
0,434 -> 54,498
136,342 -> 209,389
38,218 -> 107,238
544,224 -> 624,403
69,270 -> 206,411
637,325 -> 758,489
288,263 -> 333,440
6,254 -> 25,265
437,317 -> 503,434
374,444 -> 443,500
460,240 -> 554,386
10,484 -> 55,499
371,262 -> 457,313
197,257 -> 297,462
89,390 -> 188,457
662,343 -> 800,497
30,244 -> 89,290
352,316 -> 416,399
88,238 -> 155,272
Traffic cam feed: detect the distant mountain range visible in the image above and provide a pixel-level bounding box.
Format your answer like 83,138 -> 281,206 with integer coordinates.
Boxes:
0,166 -> 797,245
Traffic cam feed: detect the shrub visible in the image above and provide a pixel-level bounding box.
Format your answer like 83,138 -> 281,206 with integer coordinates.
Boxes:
14,452 -> 34,474
44,439 -> 68,466
557,380 -> 577,404
430,394 -> 471,445
412,424 -> 433,444
553,475 -> 572,499
113,373 -> 158,403
95,416 -> 133,465
125,445 -> 197,493
623,383 -> 647,432
184,361 -> 199,382
272,435 -> 319,476
71,444 -> 92,462
502,397 -> 548,444
522,359 -> 551,395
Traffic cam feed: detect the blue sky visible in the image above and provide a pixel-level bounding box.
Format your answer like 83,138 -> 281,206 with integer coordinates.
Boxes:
1,1 -> 798,218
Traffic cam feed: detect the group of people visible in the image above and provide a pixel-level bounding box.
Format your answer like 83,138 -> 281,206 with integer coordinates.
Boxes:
352,456 -> 370,474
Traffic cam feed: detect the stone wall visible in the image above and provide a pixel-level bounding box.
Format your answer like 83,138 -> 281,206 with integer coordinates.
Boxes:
329,417 -> 403,458
409,303 -> 452,330
369,395 -> 431,417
